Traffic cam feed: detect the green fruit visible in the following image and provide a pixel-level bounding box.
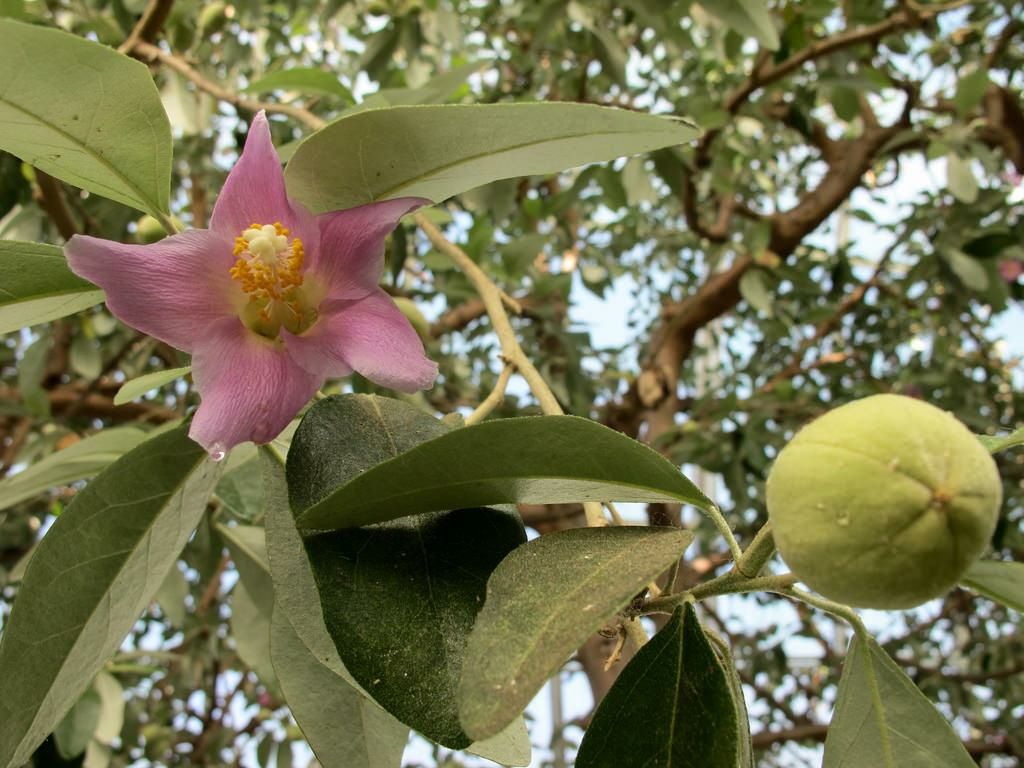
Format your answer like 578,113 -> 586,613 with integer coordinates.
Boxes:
766,394 -> 1001,609
135,215 -> 183,244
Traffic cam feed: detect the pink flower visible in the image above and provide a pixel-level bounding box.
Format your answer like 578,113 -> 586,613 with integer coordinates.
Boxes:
66,112 -> 437,456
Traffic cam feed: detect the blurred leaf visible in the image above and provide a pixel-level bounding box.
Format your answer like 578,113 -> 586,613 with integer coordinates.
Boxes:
0,426 -> 148,509
576,603 -> 748,767
701,0 -> 780,50
739,269 -> 774,315
943,249 -> 988,291
946,153 -> 978,204
952,68 -> 989,117
245,68 -> 354,102
69,335 -> 101,379
285,103 -> 700,211
823,634 -> 975,767
0,242 -> 103,334
113,366 -> 190,405
91,672 -> 124,746
231,579 -> 277,687
16,331 -> 50,418
54,688 -> 101,759
459,526 -> 694,740
0,20 -> 172,217
291,406 -> 714,530
961,560 -> 1024,612
153,563 -> 188,626
0,425 -> 219,768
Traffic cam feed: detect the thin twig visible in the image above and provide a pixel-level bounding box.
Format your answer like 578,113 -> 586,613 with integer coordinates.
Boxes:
415,213 -> 606,527
465,362 -> 515,425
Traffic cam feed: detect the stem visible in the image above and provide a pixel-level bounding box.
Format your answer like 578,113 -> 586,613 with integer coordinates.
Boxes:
415,213 -> 606,528
623,617 -> 648,650
644,572 -> 798,614
735,522 -> 775,577
155,210 -> 182,235
707,503 -> 743,563
465,362 -> 514,425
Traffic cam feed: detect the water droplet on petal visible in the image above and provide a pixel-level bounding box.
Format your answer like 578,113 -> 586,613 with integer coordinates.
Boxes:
209,443 -> 227,462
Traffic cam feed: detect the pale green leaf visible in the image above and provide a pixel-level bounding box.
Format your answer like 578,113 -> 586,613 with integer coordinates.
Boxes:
961,560 -> 1024,612
946,153 -> 979,204
244,68 -> 354,102
0,426 -> 149,509
231,579 -> 277,687
284,103 -> 700,212
0,241 -> 103,334
0,425 -> 220,768
0,20 -> 172,217
701,0 -> 780,50
823,635 -> 975,768
54,689 -> 101,759
739,269 -> 774,315
91,672 -> 124,746
465,718 -> 532,767
459,526 -> 694,740
113,366 -> 190,405
944,249 -> 988,291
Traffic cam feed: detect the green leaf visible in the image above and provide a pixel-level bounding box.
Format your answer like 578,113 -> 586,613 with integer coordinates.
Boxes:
214,456 -> 264,521
91,672 -> 124,746
977,426 -> 1024,454
231,579 -> 277,687
466,719 -> 532,767
54,688 -> 101,759
952,68 -> 989,117
739,269 -> 774,315
961,560 -> 1024,612
576,603 -> 747,767
217,523 -> 273,615
701,0 -> 780,51
263,451 -> 412,768
284,103 -> 701,212
291,408 -> 714,530
823,634 -> 975,768
270,607 -> 409,768
943,248 -> 988,291
244,68 -> 354,102
946,153 -> 978,204
0,20 -> 172,217
459,526 -> 694,740
0,426 -> 149,509
0,424 -> 219,768
113,366 -> 190,405
283,394 -> 527,748
0,241 -> 103,334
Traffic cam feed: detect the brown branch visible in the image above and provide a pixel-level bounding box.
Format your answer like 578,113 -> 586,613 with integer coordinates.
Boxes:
130,42 -> 326,132
118,0 -> 175,54
0,383 -> 179,424
32,171 -> 78,240
985,18 -> 1020,69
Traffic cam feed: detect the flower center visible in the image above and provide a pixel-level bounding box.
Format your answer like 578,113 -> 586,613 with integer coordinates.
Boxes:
229,222 -> 317,338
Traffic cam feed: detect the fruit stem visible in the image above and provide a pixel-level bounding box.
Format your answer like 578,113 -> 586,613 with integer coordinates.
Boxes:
642,572 -> 798,613
735,522 -> 776,578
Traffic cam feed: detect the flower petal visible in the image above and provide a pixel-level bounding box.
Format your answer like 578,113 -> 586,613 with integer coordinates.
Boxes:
312,197 -> 430,299
209,111 -> 319,250
287,289 -> 437,392
65,230 -> 235,352
189,317 -> 322,453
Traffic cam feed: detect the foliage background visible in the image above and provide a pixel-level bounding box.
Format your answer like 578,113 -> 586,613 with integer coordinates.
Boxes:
0,0 -> 1022,765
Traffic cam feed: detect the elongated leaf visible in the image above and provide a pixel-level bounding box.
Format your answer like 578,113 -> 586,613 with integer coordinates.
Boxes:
0,241 -> 103,333
245,68 -> 354,102
946,153 -> 978,204
264,451 -> 412,766
701,0 -> 780,51
978,426 -> 1024,454
284,103 -> 700,212
0,426 -> 149,509
823,635 -> 975,768
961,560 -> 1024,612
0,425 -> 219,768
113,366 -> 190,405
459,526 -> 694,740
270,606 -> 409,768
291,410 -> 713,530
576,603 -> 746,767
217,523 -> 273,613
0,20 -> 172,217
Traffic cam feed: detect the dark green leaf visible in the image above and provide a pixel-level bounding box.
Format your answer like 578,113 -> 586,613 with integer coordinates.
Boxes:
961,560 -> 1024,612
459,526 -> 694,740
0,20 -> 172,217
291,408 -> 714,530
285,103 -> 700,212
576,603 -> 747,767
952,69 -> 989,117
0,425 -> 219,768
824,634 -> 975,768
0,241 -> 103,334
